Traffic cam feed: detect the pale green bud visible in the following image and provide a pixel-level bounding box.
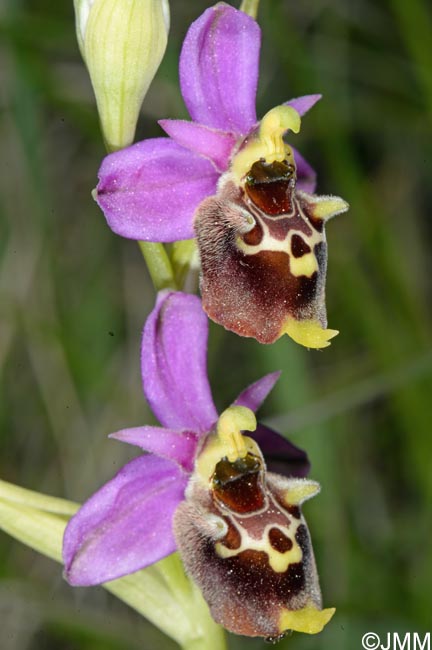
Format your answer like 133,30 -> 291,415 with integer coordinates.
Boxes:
74,0 -> 170,151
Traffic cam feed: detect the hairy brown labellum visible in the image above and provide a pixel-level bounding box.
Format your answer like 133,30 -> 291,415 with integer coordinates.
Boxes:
174,438 -> 334,638
194,160 -> 348,348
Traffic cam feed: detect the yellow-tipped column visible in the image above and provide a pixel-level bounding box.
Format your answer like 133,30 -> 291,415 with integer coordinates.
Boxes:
216,406 -> 257,462
232,105 -> 301,182
195,406 -> 260,484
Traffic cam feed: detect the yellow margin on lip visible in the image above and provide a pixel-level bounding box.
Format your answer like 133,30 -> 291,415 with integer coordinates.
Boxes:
281,319 -> 339,349
278,605 -> 336,634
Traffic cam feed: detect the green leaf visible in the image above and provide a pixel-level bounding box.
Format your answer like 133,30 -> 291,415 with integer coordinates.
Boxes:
0,481 -> 226,650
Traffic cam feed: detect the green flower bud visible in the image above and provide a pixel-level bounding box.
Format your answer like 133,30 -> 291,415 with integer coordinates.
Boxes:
74,0 -> 169,151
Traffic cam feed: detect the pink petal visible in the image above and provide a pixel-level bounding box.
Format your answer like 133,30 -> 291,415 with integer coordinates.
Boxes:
96,138 -> 218,242
180,4 -> 260,134
285,94 -> 322,116
293,147 -> 317,193
142,291 -> 218,435
251,424 -> 310,478
110,426 -> 198,473
63,455 -> 187,586
158,119 -> 237,173
233,371 -> 281,413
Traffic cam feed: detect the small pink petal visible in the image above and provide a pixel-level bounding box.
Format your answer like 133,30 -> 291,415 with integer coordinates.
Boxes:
251,424 -> 310,478
293,147 -> 317,193
110,426 -> 198,473
233,371 -> 281,413
285,94 -> 322,116
159,119 -> 237,173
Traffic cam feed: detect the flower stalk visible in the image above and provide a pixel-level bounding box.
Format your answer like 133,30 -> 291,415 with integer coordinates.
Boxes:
139,241 -> 178,291
0,478 -> 79,516
239,0 -> 260,19
157,554 -> 228,650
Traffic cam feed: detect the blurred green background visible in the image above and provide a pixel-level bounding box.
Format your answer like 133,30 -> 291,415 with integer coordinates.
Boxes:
1,0 -> 431,649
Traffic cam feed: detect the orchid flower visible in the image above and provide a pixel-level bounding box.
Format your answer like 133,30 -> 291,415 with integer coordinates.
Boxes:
63,291 -> 334,639
95,3 -> 348,349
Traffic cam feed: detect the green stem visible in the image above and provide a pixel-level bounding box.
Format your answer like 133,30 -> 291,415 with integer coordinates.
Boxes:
0,479 -> 79,516
157,554 -> 227,650
138,241 -> 178,291
0,499 -> 67,563
179,586 -> 227,650
0,493 -> 226,649
181,627 -> 227,650
105,567 -> 195,644
239,0 -> 260,19
157,552 -> 193,595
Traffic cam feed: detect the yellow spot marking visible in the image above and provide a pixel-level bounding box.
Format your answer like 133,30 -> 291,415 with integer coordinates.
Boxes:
278,604 -> 336,634
267,539 -> 302,572
289,252 -> 319,278
195,429 -> 262,486
281,319 -> 339,349
215,521 -> 302,573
